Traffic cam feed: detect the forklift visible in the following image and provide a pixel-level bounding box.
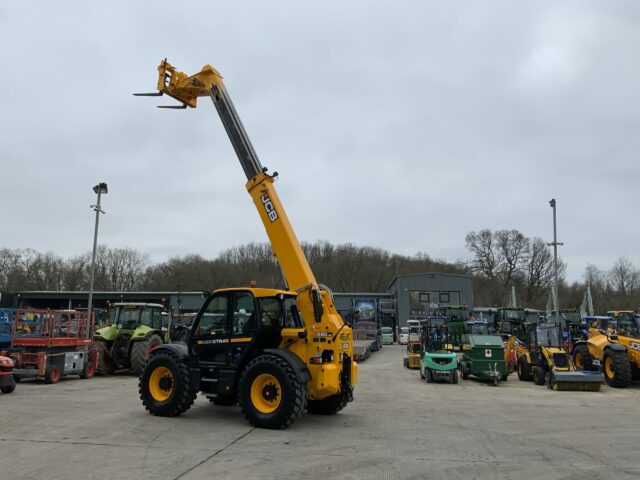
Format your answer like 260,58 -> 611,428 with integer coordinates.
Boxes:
135,60 -> 358,429
419,319 -> 458,384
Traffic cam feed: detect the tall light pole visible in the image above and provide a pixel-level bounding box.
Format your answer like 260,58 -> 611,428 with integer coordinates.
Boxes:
548,199 -> 563,326
87,182 -> 108,337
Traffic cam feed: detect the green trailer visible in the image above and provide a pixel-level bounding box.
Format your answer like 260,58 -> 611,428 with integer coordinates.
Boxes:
459,335 -> 508,385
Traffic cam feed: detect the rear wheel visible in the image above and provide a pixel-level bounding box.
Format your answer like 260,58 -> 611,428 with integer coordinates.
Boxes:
95,340 -> 114,375
79,360 -> 95,379
573,344 -> 594,371
603,350 -> 631,388
239,354 -> 306,429
44,365 -> 61,384
534,366 -> 546,386
139,351 -> 196,416
131,334 -> 163,375
517,356 -> 532,381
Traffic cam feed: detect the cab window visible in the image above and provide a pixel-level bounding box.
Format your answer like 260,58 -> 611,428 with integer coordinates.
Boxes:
232,293 -> 255,335
196,296 -> 228,336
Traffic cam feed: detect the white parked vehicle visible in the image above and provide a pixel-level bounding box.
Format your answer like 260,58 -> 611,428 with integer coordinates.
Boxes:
399,327 -> 409,344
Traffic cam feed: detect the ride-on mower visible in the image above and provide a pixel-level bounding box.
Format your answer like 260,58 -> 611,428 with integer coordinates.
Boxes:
506,323 -> 603,391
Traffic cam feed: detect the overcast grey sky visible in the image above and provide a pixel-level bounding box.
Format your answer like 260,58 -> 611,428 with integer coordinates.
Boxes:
1,1 -> 638,282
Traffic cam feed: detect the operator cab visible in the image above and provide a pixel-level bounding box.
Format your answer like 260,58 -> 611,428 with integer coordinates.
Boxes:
189,288 -> 303,386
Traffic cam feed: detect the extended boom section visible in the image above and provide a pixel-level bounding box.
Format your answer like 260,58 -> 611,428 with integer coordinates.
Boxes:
136,60 -> 356,429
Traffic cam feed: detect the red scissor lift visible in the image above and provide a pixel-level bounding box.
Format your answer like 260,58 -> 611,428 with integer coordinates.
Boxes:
0,309 -> 99,384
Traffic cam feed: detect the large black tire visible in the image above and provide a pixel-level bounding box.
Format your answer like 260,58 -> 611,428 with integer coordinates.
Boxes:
451,369 -> 459,384
131,334 -> 163,375
460,363 -> 469,380
533,366 -> 546,386
139,350 -> 197,416
603,350 -> 632,388
238,354 -> 307,429
95,340 -> 114,375
517,356 -> 532,381
573,344 -> 594,371
307,390 -> 349,415
1,384 -> 16,394
208,394 -> 237,406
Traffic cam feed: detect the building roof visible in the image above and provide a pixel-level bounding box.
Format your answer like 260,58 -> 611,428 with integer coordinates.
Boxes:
386,272 -> 472,290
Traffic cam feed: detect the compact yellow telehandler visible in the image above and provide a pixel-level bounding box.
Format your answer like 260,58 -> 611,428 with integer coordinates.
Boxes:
135,60 -> 358,429
573,311 -> 640,388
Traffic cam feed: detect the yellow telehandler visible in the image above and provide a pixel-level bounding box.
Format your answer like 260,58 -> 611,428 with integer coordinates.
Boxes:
135,60 -> 358,429
573,311 -> 640,388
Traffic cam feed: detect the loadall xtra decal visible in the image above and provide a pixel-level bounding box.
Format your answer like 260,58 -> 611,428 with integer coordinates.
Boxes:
261,194 -> 278,222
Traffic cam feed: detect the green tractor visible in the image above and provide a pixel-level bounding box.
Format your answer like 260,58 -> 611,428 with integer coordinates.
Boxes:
419,318 -> 459,384
94,303 -> 168,375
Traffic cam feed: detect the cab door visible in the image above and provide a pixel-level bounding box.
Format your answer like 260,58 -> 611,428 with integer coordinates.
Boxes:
229,292 -> 258,368
191,294 -> 231,364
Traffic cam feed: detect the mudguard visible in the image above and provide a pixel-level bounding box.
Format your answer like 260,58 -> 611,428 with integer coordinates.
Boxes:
605,343 -> 627,353
263,348 -> 311,383
150,342 -> 189,361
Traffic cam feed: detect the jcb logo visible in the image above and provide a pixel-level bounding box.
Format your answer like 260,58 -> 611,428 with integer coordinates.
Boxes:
261,194 -> 278,222
630,342 -> 640,351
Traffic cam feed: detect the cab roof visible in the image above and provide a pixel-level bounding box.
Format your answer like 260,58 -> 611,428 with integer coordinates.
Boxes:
213,287 -> 297,298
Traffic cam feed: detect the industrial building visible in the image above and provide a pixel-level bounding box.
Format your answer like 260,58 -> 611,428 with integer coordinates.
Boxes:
8,272 -> 472,330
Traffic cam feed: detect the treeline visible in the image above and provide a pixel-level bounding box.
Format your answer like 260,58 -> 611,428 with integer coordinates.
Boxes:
0,242 -> 459,294
1,234 -> 639,312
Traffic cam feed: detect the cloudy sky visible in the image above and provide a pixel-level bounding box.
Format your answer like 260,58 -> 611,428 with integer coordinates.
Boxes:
1,1 -> 638,282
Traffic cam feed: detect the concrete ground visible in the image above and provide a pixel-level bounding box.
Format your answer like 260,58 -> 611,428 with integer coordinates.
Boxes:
1,345 -> 639,480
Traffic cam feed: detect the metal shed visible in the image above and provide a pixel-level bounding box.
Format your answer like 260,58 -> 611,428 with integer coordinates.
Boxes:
387,273 -> 473,328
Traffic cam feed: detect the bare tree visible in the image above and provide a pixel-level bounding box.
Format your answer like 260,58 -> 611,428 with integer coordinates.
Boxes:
609,257 -> 640,295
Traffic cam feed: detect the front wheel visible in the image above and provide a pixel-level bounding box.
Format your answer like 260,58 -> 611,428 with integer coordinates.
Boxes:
139,351 -> 196,416
131,334 -> 163,375
534,366 -> 546,386
603,350 -> 631,388
517,356 -> 532,381
238,354 -> 307,429
1,384 -> 16,394
79,361 -> 95,379
94,340 -> 114,375
451,369 -> 459,384
44,365 -> 61,384
573,344 -> 594,371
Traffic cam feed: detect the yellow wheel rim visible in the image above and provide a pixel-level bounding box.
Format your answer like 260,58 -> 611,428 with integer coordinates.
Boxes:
149,366 -> 174,402
250,373 -> 281,414
605,357 -> 615,378
575,353 -> 583,369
